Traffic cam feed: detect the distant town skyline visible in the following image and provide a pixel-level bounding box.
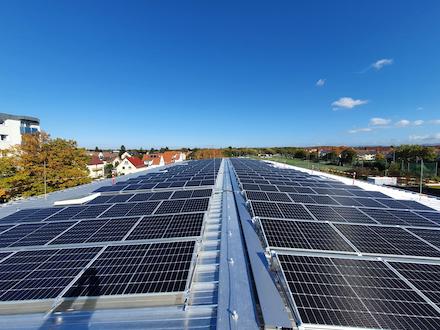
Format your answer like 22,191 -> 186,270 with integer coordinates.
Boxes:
1,1 -> 439,148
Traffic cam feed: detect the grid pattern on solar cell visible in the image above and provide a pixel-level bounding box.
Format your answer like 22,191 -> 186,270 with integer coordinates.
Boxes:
277,255 -> 440,329
0,247 -> 101,301
417,211 -> 440,223
182,198 -> 209,213
251,201 -> 283,218
331,206 -> 377,224
266,192 -> 292,203
305,204 -> 345,222
260,219 -> 354,252
154,200 -> 185,214
408,228 -> 440,250
276,203 -> 315,220
126,201 -> 160,216
64,241 -> 195,297
50,217 -> 140,245
335,223 -> 440,257
126,213 -> 204,241
390,261 -> 440,306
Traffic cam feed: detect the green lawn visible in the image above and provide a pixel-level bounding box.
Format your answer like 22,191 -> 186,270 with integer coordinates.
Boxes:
261,156 -> 354,173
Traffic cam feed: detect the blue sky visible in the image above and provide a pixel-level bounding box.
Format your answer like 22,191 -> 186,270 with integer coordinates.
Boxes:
1,1 -> 439,149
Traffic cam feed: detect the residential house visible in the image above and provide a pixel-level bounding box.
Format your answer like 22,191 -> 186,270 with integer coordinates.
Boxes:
356,150 -> 377,161
142,151 -> 187,168
0,113 -> 40,150
87,155 -> 105,179
115,156 -> 147,175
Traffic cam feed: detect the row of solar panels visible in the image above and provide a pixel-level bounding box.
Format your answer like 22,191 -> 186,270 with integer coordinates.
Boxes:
250,200 -> 439,227
0,212 -> 205,249
95,159 -> 220,192
246,190 -> 433,211
276,254 -> 440,330
230,158 -> 440,330
1,196 -> 210,224
0,159 -> 220,310
259,218 -> 440,258
0,240 -> 196,302
88,188 -> 212,205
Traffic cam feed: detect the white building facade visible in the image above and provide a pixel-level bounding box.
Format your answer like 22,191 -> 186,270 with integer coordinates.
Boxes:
0,113 -> 40,150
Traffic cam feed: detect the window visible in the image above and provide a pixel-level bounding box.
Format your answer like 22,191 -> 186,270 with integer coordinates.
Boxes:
0,134 -> 7,141
0,120 -> 4,125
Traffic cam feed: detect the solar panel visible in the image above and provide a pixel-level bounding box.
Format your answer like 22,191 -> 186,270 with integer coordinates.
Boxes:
335,224 -> 440,257
390,261 -> 440,305
154,200 -> 185,214
266,192 -> 291,203
305,205 -> 345,222
276,203 -> 315,220
99,203 -> 136,218
417,211 -> 440,224
126,201 -> 160,216
277,254 -> 440,329
260,219 -> 354,252
408,228 -> 440,250
251,201 -> 283,219
10,222 -> 74,247
182,198 -> 209,213
331,206 -> 377,224
45,206 -> 88,222
288,193 -> 315,204
0,247 -> 101,301
309,195 -> 338,205
64,241 -> 195,297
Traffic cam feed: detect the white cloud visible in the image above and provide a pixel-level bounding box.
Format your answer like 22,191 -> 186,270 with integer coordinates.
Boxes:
316,79 -> 326,87
372,58 -> 393,70
395,119 -> 411,127
348,127 -> 372,134
414,120 -> 424,126
417,107 -> 423,111
430,119 -> 440,125
332,97 -> 369,109
369,117 -> 391,126
409,133 -> 440,142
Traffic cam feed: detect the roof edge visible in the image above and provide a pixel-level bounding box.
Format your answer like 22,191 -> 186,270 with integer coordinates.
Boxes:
0,113 -> 40,124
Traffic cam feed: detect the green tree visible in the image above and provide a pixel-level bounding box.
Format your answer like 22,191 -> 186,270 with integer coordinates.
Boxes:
5,131 -> 91,199
119,145 -> 126,157
294,149 -> 307,159
340,148 -> 357,165
104,163 -> 114,178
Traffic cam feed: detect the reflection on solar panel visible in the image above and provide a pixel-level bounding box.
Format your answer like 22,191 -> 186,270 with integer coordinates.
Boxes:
0,247 -> 102,301
64,241 -> 195,298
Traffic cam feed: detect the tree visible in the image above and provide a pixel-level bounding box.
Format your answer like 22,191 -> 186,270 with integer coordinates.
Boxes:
119,145 -> 126,157
395,145 -> 437,162
294,149 -> 307,159
5,131 -> 91,199
104,163 -> 114,178
94,146 -> 100,152
340,148 -> 357,165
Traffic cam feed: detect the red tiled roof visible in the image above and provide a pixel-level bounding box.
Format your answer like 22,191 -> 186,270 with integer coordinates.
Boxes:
162,151 -> 180,165
88,155 -> 104,166
127,156 -> 146,168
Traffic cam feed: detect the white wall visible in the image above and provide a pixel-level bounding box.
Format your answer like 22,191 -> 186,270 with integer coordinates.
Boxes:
0,118 -> 41,150
0,119 -> 22,150
87,164 -> 105,179
115,159 -> 148,175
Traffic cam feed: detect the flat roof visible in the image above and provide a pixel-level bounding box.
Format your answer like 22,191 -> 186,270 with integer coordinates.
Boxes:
0,113 -> 40,124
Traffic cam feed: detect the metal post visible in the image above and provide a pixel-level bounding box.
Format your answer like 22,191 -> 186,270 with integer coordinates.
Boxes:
420,159 -> 424,195
43,160 -> 47,199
